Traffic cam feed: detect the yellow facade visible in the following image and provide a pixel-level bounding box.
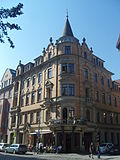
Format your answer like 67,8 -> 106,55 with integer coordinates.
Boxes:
8,17 -> 120,153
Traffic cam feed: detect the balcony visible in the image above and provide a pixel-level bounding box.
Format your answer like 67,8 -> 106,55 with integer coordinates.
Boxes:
10,106 -> 21,113
48,118 -> 87,126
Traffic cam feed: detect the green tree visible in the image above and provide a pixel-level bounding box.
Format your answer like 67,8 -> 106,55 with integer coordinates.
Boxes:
0,3 -> 23,48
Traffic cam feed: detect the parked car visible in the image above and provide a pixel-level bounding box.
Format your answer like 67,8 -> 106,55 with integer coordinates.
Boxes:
0,143 -> 10,152
100,143 -> 113,154
5,144 -> 27,154
108,145 -> 120,155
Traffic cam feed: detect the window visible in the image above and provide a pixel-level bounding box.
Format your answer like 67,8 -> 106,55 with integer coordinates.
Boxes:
14,96 -> 18,106
62,64 -> 74,73
26,94 -> 29,105
62,84 -> 67,96
95,91 -> 99,102
37,89 -> 42,102
68,64 -> 74,73
97,112 -> 100,123
104,132 -> 108,142
27,78 -> 30,88
94,73 -> 97,82
38,73 -> 42,83
110,113 -> 113,124
32,75 -> 36,85
116,113 -> 119,124
49,52 -> 52,59
103,113 -> 107,124
108,79 -> 110,88
65,46 -> 71,54
69,108 -> 75,118
22,80 -> 25,89
31,92 -> 35,104
48,68 -> 52,79
62,64 -> 67,72
101,76 -> 104,85
114,96 -> 117,106
86,110 -> 90,121
19,115 -> 22,124
24,114 -> 27,123
69,84 -> 75,96
102,93 -> 106,104
4,80 -> 8,87
21,96 -> 24,106
83,52 -> 87,59
85,88 -> 89,98
46,109 -> 50,122
84,68 -> 88,80
108,95 -> 112,105
9,90 -> 12,98
30,113 -> 34,123
36,111 -> 40,123
9,78 -> 11,85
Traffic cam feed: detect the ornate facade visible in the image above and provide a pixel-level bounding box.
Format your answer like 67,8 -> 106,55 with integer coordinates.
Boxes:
8,16 -> 120,153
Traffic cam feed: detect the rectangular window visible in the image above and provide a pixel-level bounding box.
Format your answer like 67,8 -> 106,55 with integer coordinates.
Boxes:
68,64 -> 74,73
85,88 -> 89,98
103,113 -> 107,124
62,84 -> 68,96
21,96 -> 24,106
27,78 -> 30,88
102,93 -> 106,104
32,75 -> 36,85
69,84 -> 75,96
94,73 -> 97,82
101,76 -> 104,85
37,89 -> 42,102
48,68 -> 52,79
22,80 -> 25,89
24,114 -> 27,123
26,94 -> 29,105
38,73 -> 42,83
4,80 -> 8,87
36,111 -> 40,123
31,92 -> 35,104
95,91 -> 99,102
84,68 -> 88,80
62,64 -> 67,72
19,115 -> 22,124
114,96 -> 117,106
108,95 -> 112,105
30,113 -> 34,124
9,90 -> 12,98
65,46 -> 71,54
108,79 -> 110,88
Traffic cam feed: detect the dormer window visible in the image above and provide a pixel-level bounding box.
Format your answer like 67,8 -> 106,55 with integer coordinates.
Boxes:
83,52 -> 87,59
65,46 -> 71,54
49,52 -> 52,59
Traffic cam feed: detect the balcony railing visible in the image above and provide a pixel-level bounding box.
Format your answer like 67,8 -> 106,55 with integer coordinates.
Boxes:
49,118 -> 87,126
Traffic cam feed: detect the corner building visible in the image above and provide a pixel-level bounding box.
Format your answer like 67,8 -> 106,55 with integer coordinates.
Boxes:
9,16 -> 120,153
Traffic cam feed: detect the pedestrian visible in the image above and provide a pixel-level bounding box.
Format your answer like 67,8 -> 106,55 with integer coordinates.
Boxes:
96,142 -> 101,159
89,142 -> 94,159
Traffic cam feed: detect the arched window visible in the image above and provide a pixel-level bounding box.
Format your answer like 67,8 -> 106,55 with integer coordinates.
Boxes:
46,109 -> 50,122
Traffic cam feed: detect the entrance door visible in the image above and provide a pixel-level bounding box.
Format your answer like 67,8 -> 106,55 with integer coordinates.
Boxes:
84,132 -> 93,152
66,134 -> 71,153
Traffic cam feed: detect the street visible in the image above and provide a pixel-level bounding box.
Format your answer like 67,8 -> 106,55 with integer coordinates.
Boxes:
0,152 -> 120,160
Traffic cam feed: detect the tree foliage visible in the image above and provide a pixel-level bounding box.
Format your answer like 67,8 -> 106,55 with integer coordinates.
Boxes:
0,3 -> 23,48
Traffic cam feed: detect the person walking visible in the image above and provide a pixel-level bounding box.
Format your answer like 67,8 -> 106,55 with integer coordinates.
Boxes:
96,142 -> 101,159
89,142 -> 94,159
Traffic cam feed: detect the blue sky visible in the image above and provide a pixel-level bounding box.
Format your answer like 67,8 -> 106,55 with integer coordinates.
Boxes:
0,0 -> 120,82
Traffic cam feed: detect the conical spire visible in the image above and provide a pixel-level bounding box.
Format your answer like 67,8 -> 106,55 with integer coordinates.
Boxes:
62,13 -> 74,37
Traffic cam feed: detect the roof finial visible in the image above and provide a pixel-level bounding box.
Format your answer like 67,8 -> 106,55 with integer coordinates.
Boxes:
66,9 -> 68,19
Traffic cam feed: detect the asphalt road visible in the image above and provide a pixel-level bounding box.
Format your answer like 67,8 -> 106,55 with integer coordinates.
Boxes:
0,152 -> 120,160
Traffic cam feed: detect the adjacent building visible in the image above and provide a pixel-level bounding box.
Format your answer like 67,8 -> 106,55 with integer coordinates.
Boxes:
0,68 -> 16,142
116,34 -> 120,51
1,16 -> 120,153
